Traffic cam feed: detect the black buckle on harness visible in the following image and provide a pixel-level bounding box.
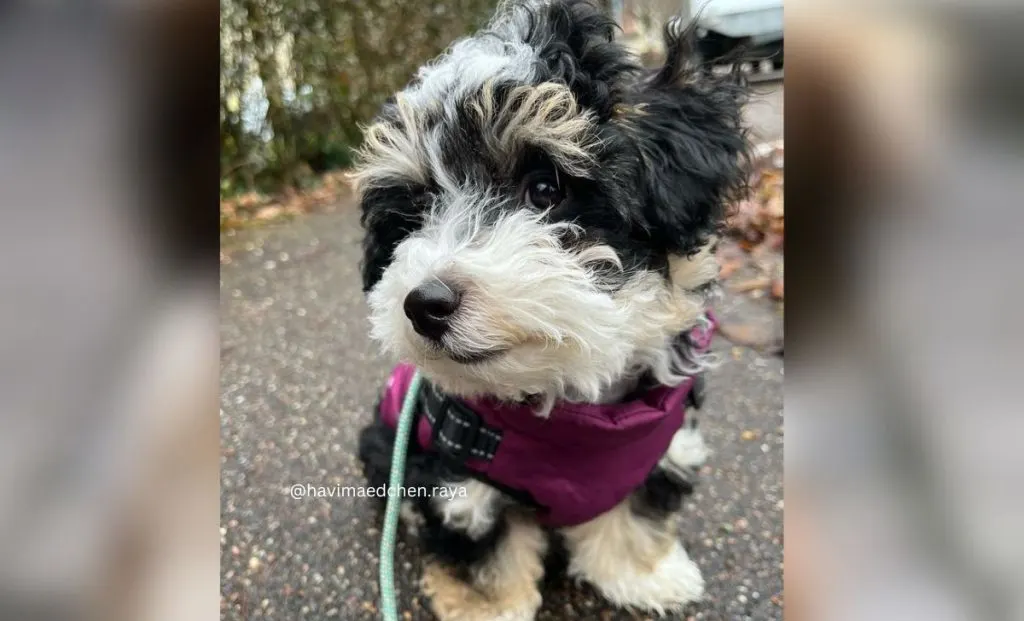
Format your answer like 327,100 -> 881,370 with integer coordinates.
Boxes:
420,383 -> 502,464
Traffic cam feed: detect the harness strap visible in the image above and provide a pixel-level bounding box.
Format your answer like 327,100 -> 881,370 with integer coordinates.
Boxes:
420,383 -> 503,462
419,371 -> 705,467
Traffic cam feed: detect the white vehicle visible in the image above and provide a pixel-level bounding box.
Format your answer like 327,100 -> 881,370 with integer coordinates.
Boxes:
689,0 -> 783,72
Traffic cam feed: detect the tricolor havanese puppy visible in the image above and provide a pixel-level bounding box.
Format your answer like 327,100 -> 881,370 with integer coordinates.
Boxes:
356,1 -> 750,618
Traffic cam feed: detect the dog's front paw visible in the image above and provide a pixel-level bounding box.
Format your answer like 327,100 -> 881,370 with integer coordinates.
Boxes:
659,423 -> 709,489
422,562 -> 540,621
577,542 -> 705,616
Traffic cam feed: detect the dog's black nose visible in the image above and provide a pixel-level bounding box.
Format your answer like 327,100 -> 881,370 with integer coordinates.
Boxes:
403,280 -> 461,341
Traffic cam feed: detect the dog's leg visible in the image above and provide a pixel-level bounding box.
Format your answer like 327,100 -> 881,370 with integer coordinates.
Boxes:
417,481 -> 544,621
560,424 -> 709,614
561,500 -> 702,614
361,420 -> 546,620
421,515 -> 546,621
658,417 -> 709,489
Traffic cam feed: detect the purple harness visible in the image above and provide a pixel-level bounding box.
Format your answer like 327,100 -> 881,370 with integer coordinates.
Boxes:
378,313 -> 716,528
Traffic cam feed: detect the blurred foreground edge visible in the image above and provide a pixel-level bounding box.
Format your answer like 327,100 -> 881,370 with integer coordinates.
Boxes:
0,1 -> 220,621
786,2 -> 1024,621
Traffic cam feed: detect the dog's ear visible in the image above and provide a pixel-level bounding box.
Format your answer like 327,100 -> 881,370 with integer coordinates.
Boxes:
356,97 -> 430,293
619,20 -> 751,256
526,0 -> 638,120
359,183 -> 424,292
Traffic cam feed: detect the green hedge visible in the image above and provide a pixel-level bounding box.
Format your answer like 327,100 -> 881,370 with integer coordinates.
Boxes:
221,0 -> 497,198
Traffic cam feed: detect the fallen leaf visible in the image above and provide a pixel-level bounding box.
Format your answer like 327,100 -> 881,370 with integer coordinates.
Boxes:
718,322 -> 775,348
731,277 -> 771,293
255,205 -> 284,220
722,144 -> 783,294
719,259 -> 744,279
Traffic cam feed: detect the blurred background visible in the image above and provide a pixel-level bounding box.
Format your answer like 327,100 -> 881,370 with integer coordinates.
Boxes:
1,1 -> 219,621
784,1 -> 1024,620
219,0 -> 496,200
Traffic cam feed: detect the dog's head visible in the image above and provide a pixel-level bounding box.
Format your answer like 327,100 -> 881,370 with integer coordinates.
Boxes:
356,0 -> 749,408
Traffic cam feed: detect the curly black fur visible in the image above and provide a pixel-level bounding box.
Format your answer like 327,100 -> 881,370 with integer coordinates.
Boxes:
630,466 -> 696,522
624,21 -> 752,257
358,1 -> 750,289
525,0 -> 640,120
360,184 -> 429,292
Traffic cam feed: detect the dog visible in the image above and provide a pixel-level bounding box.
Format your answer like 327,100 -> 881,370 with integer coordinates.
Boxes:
354,1 -> 751,618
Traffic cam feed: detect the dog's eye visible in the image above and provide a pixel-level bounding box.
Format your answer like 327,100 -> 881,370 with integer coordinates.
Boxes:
523,173 -> 564,210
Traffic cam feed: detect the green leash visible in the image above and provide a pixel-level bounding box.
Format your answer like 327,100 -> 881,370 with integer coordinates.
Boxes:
379,369 -> 423,621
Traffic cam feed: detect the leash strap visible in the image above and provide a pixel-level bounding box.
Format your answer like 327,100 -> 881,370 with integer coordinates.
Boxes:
379,369 -> 422,621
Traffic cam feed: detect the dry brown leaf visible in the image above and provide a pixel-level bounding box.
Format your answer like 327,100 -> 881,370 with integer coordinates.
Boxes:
719,259 -> 744,279
256,205 -> 284,220
718,322 -> 775,348
738,238 -> 759,252
731,277 -> 771,293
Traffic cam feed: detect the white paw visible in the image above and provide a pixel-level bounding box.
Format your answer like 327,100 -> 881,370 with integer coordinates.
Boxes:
659,425 -> 709,483
491,605 -> 539,621
433,479 -> 503,540
586,543 -> 705,615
